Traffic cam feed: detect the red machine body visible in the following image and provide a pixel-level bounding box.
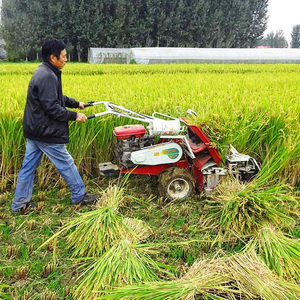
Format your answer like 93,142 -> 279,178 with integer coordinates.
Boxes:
117,120 -> 222,192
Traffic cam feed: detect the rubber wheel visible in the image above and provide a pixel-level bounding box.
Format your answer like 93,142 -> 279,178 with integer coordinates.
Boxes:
158,167 -> 195,200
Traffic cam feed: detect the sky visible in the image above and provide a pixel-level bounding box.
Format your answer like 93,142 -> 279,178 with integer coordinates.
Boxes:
266,0 -> 300,42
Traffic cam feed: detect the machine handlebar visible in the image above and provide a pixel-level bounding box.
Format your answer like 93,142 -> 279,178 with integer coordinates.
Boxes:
87,114 -> 95,119
83,101 -> 95,108
83,101 -> 195,125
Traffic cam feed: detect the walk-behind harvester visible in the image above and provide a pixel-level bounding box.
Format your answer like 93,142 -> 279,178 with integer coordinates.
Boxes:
84,102 -> 260,200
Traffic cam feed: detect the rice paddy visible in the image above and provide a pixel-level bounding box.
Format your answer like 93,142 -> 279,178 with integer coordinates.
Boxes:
1,62 -> 300,299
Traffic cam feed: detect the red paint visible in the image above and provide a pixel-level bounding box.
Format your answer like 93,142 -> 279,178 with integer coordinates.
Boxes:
114,124 -> 146,139
180,118 -> 221,165
121,160 -> 189,175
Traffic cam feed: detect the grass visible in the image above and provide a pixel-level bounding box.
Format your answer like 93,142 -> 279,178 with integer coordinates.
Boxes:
0,176 -> 206,299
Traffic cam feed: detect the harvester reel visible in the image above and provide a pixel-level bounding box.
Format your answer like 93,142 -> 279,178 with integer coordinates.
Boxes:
158,167 -> 195,200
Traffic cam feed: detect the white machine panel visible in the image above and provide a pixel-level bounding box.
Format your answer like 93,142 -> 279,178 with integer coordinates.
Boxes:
131,142 -> 183,165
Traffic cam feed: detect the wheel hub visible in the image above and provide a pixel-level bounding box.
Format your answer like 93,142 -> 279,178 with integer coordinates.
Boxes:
167,178 -> 190,199
174,183 -> 182,191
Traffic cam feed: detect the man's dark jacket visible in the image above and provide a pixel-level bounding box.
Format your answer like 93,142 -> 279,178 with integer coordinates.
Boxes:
23,62 -> 79,144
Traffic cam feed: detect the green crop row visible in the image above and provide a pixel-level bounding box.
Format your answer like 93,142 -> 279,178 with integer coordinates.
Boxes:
1,62 -> 300,76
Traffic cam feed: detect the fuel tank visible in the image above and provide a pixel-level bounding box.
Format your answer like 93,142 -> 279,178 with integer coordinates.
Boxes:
114,124 -> 146,139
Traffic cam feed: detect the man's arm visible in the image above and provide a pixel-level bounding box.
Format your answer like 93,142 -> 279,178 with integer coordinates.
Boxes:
63,95 -> 79,108
38,75 -> 77,122
64,95 -> 85,110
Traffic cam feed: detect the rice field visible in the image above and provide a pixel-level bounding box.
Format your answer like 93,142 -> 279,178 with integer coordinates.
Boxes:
1,62 -> 300,299
1,63 -> 300,190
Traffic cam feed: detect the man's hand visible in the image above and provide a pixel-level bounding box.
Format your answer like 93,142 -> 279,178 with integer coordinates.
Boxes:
76,113 -> 87,123
78,102 -> 85,109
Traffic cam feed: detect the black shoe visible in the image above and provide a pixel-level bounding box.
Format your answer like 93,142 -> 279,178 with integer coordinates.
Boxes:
12,202 -> 38,214
74,194 -> 99,206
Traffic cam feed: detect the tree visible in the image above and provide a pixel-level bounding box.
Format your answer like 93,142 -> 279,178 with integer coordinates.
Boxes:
291,24 -> 300,48
1,0 -> 35,60
257,29 -> 288,48
246,0 -> 269,47
0,0 -> 270,61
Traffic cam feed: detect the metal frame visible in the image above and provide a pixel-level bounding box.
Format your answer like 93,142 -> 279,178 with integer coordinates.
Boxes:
87,101 -> 156,123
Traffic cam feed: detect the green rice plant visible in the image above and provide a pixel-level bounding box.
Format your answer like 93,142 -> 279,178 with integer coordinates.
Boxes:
0,283 -> 9,300
0,111 -> 24,191
250,140 -> 290,189
73,240 -> 173,300
2,63 -> 300,190
99,249 -> 300,300
203,178 -> 298,244
246,224 -> 300,281
281,133 -> 300,185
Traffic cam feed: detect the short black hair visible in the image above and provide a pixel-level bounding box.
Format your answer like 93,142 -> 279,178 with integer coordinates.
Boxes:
42,39 -> 66,62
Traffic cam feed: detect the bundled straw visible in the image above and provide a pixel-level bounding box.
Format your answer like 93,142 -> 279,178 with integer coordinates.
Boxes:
99,250 -> 300,300
203,178 -> 297,244
95,184 -> 126,210
72,210 -> 162,299
123,218 -> 153,241
40,182 -> 141,257
247,224 -> 300,281
66,206 -> 133,257
65,184 -> 153,256
73,240 -> 172,299
39,206 -> 134,257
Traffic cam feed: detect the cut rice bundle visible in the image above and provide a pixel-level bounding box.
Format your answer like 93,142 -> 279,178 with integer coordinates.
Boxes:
247,224 -> 300,281
73,239 -> 173,300
99,250 -> 300,300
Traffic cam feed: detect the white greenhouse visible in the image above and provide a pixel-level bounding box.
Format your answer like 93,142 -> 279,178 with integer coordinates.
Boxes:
88,47 -> 300,64
88,48 -> 131,64
129,48 -> 300,64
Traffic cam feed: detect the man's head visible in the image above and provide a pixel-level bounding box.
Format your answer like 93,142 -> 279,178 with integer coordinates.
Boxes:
42,39 -> 67,70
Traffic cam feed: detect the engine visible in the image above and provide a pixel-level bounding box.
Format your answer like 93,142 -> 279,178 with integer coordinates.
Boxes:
114,125 -> 155,168
113,124 -> 184,168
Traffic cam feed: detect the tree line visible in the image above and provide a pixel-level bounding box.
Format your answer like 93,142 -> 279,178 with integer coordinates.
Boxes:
1,0 -> 270,62
257,26 -> 300,49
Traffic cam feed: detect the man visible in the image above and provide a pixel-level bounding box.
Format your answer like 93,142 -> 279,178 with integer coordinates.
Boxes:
11,39 -> 97,213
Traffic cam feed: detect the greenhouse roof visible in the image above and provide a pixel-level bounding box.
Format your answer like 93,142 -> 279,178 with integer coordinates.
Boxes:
129,48 -> 300,64
88,48 -> 130,64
